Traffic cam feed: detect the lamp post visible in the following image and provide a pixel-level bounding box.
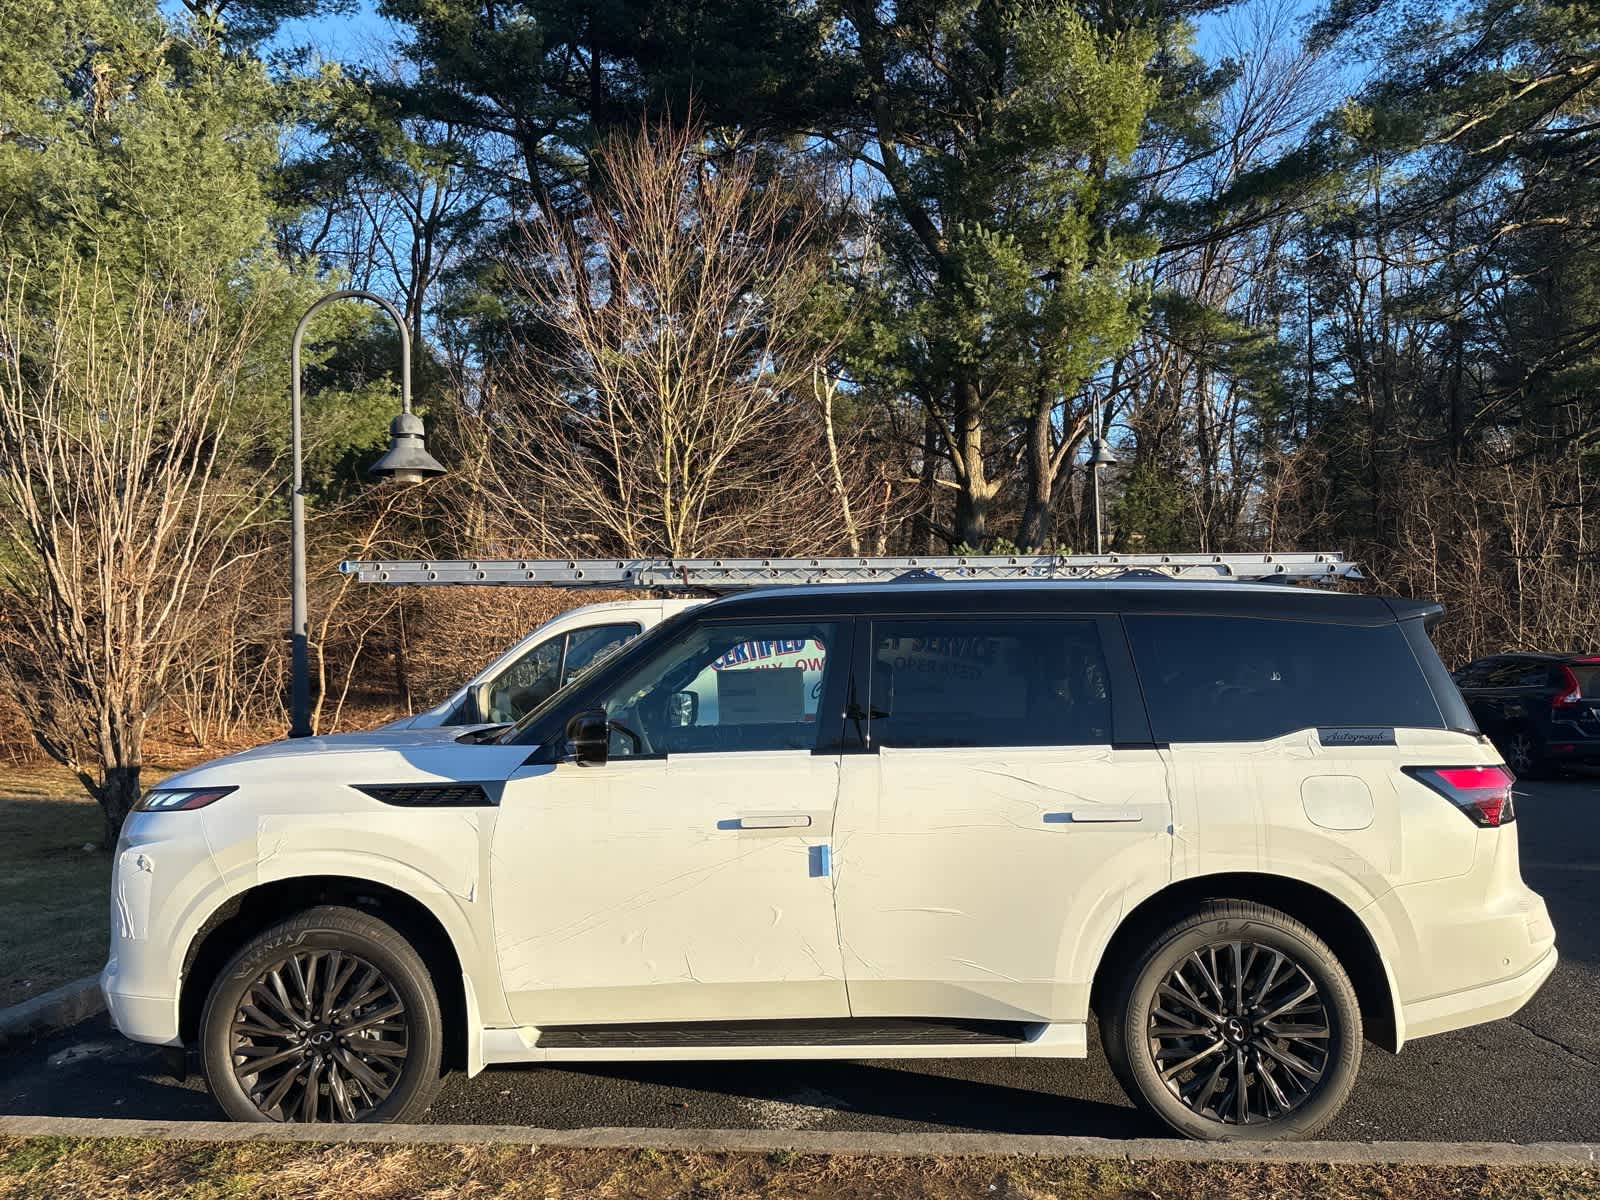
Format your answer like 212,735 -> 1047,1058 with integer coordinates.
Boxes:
1088,399 -> 1118,555
288,289 -> 445,739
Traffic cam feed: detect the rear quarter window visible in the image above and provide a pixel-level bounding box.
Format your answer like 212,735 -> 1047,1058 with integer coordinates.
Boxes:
1123,614 -> 1444,743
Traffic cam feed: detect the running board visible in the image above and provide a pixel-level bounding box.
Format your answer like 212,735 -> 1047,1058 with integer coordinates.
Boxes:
477,1019 -> 1087,1066
536,1017 -> 1026,1049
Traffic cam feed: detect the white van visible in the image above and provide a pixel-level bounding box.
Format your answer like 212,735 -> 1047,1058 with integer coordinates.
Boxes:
385,599 -> 704,729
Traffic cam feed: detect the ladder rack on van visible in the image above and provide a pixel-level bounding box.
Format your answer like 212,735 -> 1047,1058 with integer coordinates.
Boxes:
338,552 -> 1360,591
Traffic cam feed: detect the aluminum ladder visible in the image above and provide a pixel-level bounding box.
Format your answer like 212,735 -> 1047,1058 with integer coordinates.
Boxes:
338,552 -> 1360,592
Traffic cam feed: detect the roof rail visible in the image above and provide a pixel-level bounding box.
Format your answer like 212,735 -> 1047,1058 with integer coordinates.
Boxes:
337,552 -> 1360,592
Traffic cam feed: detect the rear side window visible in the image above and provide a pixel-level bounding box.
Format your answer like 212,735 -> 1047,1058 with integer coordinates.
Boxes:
1484,659 -> 1548,688
1123,615 -> 1443,742
866,618 -> 1112,748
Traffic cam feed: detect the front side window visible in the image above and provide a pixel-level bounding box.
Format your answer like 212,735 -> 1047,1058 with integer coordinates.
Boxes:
864,618 -> 1112,749
485,622 -> 641,724
485,638 -> 563,724
592,620 -> 842,756
1123,614 -> 1443,743
560,623 -> 638,686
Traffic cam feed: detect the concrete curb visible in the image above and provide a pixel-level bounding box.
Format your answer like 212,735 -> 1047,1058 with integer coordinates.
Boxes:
0,977 -> 102,1050
0,1115 -> 1596,1167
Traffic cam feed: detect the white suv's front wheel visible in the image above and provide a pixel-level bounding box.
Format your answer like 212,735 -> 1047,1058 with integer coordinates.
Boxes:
1103,901 -> 1363,1140
199,905 -> 443,1123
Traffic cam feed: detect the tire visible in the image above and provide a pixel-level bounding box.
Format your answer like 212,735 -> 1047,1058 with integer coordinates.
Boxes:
199,905 -> 443,1124
1497,730 -> 1551,779
1101,901 -> 1362,1141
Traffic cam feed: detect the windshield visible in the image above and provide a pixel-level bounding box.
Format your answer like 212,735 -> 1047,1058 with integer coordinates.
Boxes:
495,609 -> 700,744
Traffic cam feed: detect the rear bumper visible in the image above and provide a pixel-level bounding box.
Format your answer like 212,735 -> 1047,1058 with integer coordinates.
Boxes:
1534,737 -> 1600,765
1401,944 -> 1558,1043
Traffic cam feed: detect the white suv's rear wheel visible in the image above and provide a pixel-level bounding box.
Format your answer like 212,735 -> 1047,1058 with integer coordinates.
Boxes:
1103,901 -> 1363,1140
199,905 -> 443,1123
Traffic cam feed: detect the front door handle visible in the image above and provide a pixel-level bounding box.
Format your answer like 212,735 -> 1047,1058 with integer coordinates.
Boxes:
726,814 -> 812,830
1043,809 -> 1143,824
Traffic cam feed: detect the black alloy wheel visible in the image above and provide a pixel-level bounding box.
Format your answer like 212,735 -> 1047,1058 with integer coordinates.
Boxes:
1102,900 -> 1362,1141
1147,941 -> 1330,1125
229,949 -> 409,1122
200,906 -> 443,1124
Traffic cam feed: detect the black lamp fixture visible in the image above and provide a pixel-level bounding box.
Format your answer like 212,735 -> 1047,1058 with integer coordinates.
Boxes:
369,410 -> 446,484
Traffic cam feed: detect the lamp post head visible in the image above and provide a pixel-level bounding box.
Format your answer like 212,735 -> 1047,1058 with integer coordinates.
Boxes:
368,411 -> 446,484
1089,437 -> 1119,467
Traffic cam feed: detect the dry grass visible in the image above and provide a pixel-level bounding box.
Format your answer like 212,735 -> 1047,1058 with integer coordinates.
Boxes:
0,759 -> 195,1007
0,779 -> 110,1008
0,1139 -> 1595,1200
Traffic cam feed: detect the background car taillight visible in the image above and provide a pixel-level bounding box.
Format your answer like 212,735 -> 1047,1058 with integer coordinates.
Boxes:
1403,765 -> 1516,827
1551,665 -> 1583,712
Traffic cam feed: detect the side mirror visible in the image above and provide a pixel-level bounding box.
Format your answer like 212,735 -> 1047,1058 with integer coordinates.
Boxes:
471,681 -> 494,724
668,690 -> 698,728
564,707 -> 609,766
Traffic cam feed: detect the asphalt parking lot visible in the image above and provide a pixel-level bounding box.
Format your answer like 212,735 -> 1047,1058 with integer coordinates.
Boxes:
2,779 -> 1595,1141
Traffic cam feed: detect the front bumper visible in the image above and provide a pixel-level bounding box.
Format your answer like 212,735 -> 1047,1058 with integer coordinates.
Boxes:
100,965 -> 182,1046
1401,944 -> 1558,1042
100,812 -> 224,1048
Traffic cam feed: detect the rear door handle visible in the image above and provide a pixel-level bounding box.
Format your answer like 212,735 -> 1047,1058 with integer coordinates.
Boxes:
725,814 -> 812,830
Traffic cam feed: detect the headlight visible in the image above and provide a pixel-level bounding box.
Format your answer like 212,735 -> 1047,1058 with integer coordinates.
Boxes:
132,786 -> 236,813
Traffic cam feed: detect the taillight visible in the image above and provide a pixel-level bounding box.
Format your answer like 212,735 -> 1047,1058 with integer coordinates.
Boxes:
1552,666 -> 1582,711
1404,765 -> 1516,827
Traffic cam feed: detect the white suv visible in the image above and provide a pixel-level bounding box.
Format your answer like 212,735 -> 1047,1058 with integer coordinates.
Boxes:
103,580 -> 1556,1139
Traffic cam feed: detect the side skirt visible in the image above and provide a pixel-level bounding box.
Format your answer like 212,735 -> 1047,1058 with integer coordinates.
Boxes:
476,1020 -> 1087,1067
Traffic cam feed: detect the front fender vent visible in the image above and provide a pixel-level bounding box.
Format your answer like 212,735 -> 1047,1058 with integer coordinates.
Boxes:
354,783 -> 493,807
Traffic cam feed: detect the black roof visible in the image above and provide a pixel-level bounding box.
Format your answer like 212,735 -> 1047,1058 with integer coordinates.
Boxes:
689,580 -> 1439,627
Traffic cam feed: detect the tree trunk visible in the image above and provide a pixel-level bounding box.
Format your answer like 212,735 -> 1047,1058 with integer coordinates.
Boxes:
1018,390 -> 1054,551
393,597 -> 413,715
951,379 -> 989,549
919,410 -> 941,553
100,764 -> 142,849
817,370 -> 862,555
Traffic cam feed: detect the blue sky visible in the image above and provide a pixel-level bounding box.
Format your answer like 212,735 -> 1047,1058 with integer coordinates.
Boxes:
266,0 -> 1338,82
272,0 -> 399,64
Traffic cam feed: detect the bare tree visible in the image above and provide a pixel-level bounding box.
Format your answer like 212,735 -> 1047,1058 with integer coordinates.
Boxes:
0,266 -> 269,843
482,120 -> 859,557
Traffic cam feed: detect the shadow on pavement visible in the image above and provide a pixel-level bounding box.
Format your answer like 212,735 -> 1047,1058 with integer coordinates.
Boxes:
528,1053 -> 1154,1137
